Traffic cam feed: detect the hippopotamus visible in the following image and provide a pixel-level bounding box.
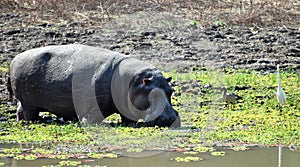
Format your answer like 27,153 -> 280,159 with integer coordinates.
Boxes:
9,44 -> 180,127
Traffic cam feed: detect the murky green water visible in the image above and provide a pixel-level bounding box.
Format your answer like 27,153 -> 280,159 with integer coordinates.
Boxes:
1,147 -> 299,167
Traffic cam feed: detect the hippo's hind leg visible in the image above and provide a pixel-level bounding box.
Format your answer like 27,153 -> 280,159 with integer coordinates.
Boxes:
16,101 -> 39,122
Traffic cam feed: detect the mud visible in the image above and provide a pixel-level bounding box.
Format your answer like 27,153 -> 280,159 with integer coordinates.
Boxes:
1,12 -> 299,72
88,12 -> 300,72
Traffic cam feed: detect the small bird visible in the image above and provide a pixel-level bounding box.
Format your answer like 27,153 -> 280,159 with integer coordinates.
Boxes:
276,64 -> 286,105
221,88 -> 242,104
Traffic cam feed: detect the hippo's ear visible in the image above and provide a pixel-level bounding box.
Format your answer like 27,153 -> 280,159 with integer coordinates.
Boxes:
143,77 -> 152,85
166,77 -> 172,82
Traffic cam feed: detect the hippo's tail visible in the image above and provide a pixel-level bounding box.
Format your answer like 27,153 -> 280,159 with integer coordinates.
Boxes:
6,71 -> 14,101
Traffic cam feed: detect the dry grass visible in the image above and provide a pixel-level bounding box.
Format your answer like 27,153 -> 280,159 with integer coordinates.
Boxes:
1,0 -> 300,27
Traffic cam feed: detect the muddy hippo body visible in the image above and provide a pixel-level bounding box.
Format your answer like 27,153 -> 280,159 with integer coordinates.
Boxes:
10,44 -> 180,127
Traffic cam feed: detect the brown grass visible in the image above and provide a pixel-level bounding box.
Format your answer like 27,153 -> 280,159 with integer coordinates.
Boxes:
1,0 -> 300,27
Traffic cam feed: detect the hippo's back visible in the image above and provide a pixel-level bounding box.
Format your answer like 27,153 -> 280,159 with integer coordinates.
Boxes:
10,44 -> 126,118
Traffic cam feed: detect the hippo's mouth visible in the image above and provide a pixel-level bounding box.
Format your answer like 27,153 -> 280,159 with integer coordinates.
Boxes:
145,115 -> 179,127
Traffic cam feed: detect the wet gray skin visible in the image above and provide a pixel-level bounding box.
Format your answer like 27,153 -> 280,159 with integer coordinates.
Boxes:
9,44 -> 180,127
127,70 -> 178,127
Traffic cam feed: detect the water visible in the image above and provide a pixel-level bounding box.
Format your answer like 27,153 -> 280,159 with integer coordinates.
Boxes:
1,147 -> 299,167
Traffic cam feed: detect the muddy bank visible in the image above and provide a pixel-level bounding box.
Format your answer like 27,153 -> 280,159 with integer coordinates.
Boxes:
88,12 -> 300,72
1,12 -> 299,73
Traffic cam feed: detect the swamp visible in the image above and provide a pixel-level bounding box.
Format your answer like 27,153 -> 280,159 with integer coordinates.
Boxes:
0,0 -> 300,166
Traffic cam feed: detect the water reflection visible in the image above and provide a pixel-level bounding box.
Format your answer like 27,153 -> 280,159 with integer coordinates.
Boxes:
278,145 -> 282,167
1,147 -> 299,167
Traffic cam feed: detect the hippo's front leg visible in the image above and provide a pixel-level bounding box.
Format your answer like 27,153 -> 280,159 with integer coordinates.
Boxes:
120,114 -> 138,126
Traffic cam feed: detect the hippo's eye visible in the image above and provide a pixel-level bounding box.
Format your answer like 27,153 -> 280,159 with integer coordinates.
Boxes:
143,77 -> 152,85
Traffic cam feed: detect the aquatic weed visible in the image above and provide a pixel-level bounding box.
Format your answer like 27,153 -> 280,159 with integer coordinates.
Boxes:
211,151 -> 225,156
193,146 -> 214,153
58,160 -> 81,166
13,154 -> 25,160
173,156 -> 203,162
3,147 -> 22,154
230,146 -> 250,151
183,151 -> 198,155
24,154 -> 38,160
87,153 -> 104,159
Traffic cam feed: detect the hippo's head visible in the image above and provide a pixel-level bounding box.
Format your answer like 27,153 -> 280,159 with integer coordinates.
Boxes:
111,58 -> 180,128
127,69 -> 180,127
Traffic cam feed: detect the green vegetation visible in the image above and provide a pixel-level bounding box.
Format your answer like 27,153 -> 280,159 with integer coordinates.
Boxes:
0,68 -> 299,162
211,151 -> 226,156
168,68 -> 300,145
0,66 -> 9,73
173,156 -> 203,162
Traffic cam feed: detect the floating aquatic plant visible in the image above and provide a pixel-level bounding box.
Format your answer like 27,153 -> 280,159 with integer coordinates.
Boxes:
13,154 -> 25,160
193,146 -> 214,153
3,147 -> 22,154
24,154 -> 38,160
183,151 -> 198,155
231,146 -> 250,151
211,151 -> 226,156
56,154 -> 70,160
13,154 -> 37,160
103,153 -> 118,158
173,156 -> 203,162
31,148 -> 54,155
87,153 -> 104,159
58,160 -> 81,166
42,164 -> 107,167
86,152 -> 118,159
